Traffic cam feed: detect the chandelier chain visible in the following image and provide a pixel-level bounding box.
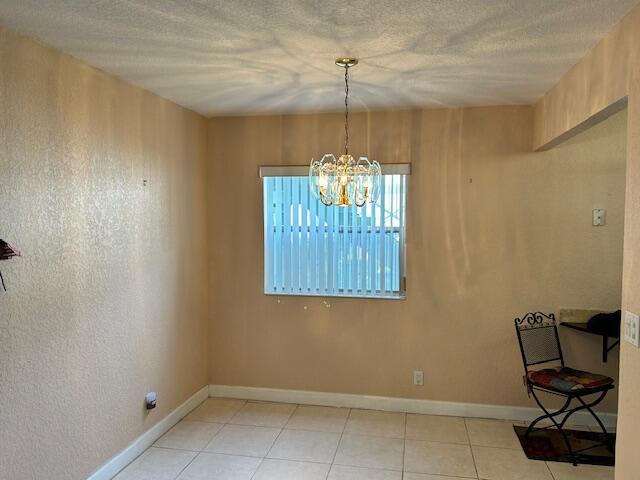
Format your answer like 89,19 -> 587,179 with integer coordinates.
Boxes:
308,57 -> 381,207
344,66 -> 349,155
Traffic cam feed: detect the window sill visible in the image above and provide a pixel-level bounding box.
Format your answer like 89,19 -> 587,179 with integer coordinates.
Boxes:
264,291 -> 406,301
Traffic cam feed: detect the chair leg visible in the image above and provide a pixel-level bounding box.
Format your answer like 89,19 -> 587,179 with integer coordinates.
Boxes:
556,392 -> 603,430
527,390 -> 578,466
525,393 -> 570,436
556,390 -> 606,429
576,394 -> 615,454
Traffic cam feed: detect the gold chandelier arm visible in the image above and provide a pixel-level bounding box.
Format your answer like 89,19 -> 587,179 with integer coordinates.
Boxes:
319,187 -> 333,206
353,183 -> 368,207
320,195 -> 333,207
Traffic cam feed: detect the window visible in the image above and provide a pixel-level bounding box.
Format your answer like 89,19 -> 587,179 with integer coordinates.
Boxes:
262,167 -> 408,299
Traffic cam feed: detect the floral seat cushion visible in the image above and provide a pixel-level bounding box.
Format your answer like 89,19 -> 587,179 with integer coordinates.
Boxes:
527,366 -> 614,393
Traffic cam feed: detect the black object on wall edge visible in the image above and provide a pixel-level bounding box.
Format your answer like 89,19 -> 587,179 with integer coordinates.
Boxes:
0,239 -> 21,291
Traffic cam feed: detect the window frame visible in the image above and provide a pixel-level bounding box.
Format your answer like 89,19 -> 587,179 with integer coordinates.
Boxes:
260,164 -> 410,300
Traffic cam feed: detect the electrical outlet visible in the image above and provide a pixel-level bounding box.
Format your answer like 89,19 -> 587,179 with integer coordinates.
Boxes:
413,370 -> 424,386
624,311 -> 640,347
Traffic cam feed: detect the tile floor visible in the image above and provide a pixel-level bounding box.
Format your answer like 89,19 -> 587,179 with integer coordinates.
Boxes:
114,398 -> 615,480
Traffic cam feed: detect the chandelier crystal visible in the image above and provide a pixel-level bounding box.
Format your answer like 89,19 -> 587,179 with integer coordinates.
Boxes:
309,58 -> 381,207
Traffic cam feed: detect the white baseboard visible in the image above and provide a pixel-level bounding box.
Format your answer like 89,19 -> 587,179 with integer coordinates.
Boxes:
87,385 -> 209,480
209,384 -> 617,429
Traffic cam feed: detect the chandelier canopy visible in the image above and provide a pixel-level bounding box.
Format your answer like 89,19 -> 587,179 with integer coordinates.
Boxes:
309,58 -> 381,207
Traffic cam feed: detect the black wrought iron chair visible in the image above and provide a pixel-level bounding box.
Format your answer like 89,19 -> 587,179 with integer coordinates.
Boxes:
514,312 -> 615,465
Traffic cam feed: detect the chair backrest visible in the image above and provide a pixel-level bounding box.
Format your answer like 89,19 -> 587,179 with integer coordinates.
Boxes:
514,312 -> 564,373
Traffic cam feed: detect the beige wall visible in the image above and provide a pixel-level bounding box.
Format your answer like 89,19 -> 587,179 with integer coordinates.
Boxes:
208,106 -> 626,411
533,5 -> 640,150
531,3 -> 640,478
618,64 -> 640,480
0,28 -> 209,479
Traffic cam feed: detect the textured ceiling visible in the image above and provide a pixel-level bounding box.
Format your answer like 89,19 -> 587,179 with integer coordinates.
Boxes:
1,0 -> 638,116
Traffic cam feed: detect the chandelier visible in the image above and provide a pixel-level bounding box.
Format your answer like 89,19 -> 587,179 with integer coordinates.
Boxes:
309,58 -> 381,207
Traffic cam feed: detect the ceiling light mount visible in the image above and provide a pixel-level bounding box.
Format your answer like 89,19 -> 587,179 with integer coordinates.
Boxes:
335,57 -> 359,68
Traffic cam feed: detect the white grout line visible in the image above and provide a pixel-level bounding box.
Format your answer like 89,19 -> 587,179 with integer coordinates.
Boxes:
247,456 -> 265,480
326,407 -> 351,479
464,418 -> 480,480
545,460 -> 557,480
261,406 -> 295,459
172,451 -> 200,480
240,404 -> 289,480
226,400 -> 249,425
401,413 -> 407,479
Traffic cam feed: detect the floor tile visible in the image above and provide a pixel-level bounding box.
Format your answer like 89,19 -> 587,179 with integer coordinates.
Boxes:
176,453 -> 260,480
229,401 -> 296,428
328,464 -> 402,479
252,459 -> 330,480
590,424 -> 616,433
465,418 -> 522,449
546,461 -> 615,480
406,414 -> 469,444
344,409 -> 405,438
120,400 -> 600,480
185,398 -> 246,423
267,428 -> 341,463
473,446 -> 553,480
154,421 -> 223,451
334,433 -> 404,470
203,424 -> 280,457
404,474 -> 476,480
404,440 -> 476,478
286,405 -> 350,432
114,447 -> 196,480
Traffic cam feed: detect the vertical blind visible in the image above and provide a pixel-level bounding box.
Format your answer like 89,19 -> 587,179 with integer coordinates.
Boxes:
263,174 -> 407,298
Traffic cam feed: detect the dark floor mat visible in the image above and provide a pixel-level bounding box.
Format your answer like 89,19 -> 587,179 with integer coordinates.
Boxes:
513,425 -> 615,466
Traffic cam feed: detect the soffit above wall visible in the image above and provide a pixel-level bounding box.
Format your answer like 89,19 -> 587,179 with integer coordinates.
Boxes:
0,0 -> 637,116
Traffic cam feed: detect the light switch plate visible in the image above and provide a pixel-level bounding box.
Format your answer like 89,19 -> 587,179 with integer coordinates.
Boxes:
624,311 -> 640,347
592,209 -> 606,226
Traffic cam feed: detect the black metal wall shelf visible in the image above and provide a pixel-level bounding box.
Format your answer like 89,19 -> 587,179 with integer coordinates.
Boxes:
560,321 -> 620,363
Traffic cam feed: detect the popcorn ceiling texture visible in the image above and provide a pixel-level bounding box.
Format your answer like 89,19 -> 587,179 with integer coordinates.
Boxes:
0,27 -> 209,479
0,0 -> 637,116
